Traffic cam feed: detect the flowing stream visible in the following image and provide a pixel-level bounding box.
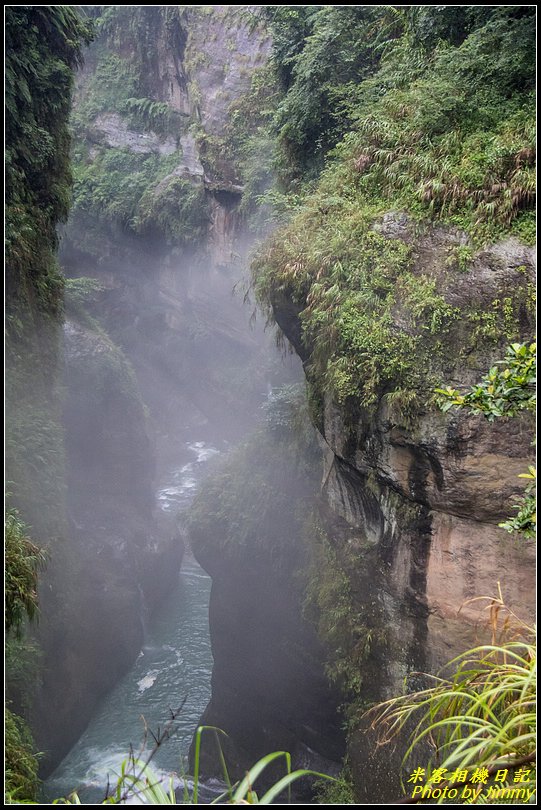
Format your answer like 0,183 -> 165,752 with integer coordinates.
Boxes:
43,440 -> 224,804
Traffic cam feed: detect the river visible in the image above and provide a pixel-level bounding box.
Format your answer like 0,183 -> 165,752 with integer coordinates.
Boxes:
43,440 -> 224,804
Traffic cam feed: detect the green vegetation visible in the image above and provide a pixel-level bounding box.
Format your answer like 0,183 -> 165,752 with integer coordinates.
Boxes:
254,225 -> 412,411
71,6 -> 187,134
304,521 -> 366,708
5,510 -> 47,638
5,709 -> 40,804
266,7 -> 535,240
190,726 -> 332,806
252,202 -> 533,419
369,349 -> 537,801
68,5 -> 213,247
67,314 -> 145,409
71,52 -> 138,133
313,764 -> 355,806
437,341 -> 536,539
135,175 -> 209,245
253,7 -> 535,419
5,6 -> 93,322
265,6 -> 397,184
5,2 -> 90,540
5,9 -> 93,803
253,13 -> 536,782
4,386 -> 64,801
445,244 -> 475,274
64,276 -> 105,308
5,6 -> 536,806
223,66 -> 280,230
72,148 -> 209,245
121,97 -> 182,136
4,510 -> 45,804
436,342 -> 536,422
68,5 -> 281,242
70,21 -> 182,137
68,6 -> 216,245
371,602 -> 535,802
500,466 -> 536,539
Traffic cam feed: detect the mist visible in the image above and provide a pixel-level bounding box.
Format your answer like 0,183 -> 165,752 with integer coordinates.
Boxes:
6,6 -> 329,800
47,171 -> 334,803
6,6 -> 535,806
28,16 -> 332,793
42,177 -> 322,791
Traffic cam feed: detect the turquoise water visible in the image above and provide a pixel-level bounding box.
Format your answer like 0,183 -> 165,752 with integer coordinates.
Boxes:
43,441 -> 222,804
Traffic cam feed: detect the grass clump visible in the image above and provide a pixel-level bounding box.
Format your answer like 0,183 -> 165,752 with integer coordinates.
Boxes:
252,201 -> 489,418
266,7 -> 535,245
5,509 -> 47,637
369,595 -> 536,800
252,153 -> 533,420
313,764 -> 355,805
4,508 -> 46,803
4,708 -> 40,804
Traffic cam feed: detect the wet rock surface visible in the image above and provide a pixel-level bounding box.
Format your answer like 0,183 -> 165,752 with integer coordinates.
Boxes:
271,219 -> 535,800
32,315 -> 184,773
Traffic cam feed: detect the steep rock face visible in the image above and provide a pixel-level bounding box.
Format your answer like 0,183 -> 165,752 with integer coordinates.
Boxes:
63,6 -> 273,447
182,6 -> 270,138
131,4 -> 270,145
89,112 -> 178,155
57,42 -> 283,764
72,5 -> 269,266
186,430 -> 345,790
271,219 -> 535,800
193,542 -> 345,788
62,316 -> 183,608
32,315 -> 183,772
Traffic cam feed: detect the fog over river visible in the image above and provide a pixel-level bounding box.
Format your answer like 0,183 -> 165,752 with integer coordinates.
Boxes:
43,440 -> 224,803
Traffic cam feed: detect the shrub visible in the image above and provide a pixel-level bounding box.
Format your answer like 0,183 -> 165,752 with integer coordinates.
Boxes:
5,509 -> 47,637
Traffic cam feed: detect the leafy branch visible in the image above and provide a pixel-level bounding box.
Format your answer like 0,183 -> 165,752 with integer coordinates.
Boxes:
436,342 -> 536,539
435,342 -> 536,421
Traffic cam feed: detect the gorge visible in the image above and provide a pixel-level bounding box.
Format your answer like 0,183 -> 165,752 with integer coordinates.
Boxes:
5,6 -> 536,805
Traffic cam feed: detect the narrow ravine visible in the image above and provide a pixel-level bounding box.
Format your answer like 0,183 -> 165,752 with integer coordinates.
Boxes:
43,441 -> 224,804
5,8 -> 536,806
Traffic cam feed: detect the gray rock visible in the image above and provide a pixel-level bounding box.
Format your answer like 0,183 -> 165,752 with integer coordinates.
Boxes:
91,112 -> 178,155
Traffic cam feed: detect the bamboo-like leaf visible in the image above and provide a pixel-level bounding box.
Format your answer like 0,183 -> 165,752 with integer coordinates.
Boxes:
232,751 -> 292,803
259,769 -> 334,805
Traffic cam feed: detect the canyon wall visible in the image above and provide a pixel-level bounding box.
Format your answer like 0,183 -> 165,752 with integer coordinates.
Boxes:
268,217 -> 536,800
11,6 -> 275,774
9,7 -> 534,798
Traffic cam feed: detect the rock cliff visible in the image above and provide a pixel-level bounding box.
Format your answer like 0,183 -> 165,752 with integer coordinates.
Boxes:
187,421 -> 345,790
63,5 -> 274,448
268,216 -> 536,800
30,311 -> 183,771
32,4 -> 285,775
